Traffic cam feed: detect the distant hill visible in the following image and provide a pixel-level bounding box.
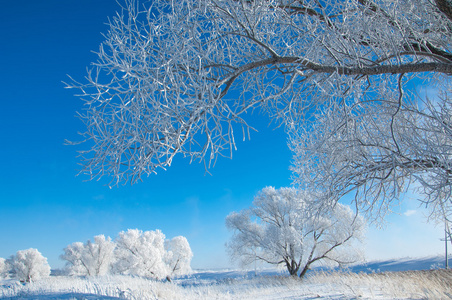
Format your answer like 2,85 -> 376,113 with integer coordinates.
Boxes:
346,255 -> 448,273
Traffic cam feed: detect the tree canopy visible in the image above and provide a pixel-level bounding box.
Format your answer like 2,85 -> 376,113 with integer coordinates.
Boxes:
226,187 -> 365,278
8,249 -> 51,283
61,235 -> 116,276
69,0 -> 452,220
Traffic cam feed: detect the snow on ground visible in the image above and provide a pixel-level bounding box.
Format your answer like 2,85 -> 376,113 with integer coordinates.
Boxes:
1,256 -> 451,299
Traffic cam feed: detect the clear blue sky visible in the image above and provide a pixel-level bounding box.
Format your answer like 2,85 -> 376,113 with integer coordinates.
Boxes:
0,0 -> 445,270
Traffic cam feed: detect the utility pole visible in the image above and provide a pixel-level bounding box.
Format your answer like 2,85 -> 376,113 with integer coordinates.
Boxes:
441,219 -> 450,269
446,221 -> 449,269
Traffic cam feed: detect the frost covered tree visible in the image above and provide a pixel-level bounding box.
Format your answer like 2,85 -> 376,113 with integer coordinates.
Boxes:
68,0 -> 452,189
290,91 -> 452,222
226,187 -> 365,278
113,229 -> 170,279
0,257 -> 9,279
69,0 -> 452,222
61,234 -> 116,276
165,236 -> 193,278
9,248 -> 51,283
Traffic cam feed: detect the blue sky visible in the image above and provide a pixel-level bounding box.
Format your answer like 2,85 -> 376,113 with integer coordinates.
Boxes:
0,0 -> 446,270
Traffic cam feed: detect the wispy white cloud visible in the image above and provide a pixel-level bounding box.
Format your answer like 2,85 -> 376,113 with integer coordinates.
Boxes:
404,209 -> 417,217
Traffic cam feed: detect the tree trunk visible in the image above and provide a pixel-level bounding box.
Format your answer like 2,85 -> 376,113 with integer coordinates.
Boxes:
285,259 -> 299,277
299,264 -> 310,279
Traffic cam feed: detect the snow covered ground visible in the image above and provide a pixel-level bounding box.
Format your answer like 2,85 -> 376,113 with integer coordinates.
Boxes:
1,256 -> 451,299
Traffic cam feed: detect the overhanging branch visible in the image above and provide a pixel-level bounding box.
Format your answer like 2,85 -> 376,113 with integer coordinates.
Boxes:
219,56 -> 452,91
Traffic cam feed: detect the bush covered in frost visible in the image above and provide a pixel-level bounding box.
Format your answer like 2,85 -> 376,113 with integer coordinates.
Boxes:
60,229 -> 193,280
8,248 -> 51,283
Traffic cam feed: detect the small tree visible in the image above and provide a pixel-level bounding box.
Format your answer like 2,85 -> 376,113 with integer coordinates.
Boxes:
9,248 -> 51,283
0,257 -> 9,279
165,236 -> 193,278
61,234 -> 116,276
226,187 -> 365,278
112,229 -> 169,279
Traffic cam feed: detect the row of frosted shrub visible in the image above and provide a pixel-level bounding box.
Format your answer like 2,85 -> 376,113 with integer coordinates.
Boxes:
0,229 -> 193,283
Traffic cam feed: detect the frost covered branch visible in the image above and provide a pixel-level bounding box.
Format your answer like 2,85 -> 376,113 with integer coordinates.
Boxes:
290,86 -> 452,222
68,0 -> 452,190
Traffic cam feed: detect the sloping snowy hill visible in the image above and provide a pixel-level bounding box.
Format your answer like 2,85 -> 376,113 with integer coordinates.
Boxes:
347,255 -> 447,273
186,255 -> 448,282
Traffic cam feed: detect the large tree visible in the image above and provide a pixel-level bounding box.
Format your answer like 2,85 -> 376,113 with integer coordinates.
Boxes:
226,187 -> 365,278
69,0 -> 452,219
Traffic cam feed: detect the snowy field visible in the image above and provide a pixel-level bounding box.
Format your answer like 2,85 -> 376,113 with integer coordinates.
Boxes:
1,256 -> 451,300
